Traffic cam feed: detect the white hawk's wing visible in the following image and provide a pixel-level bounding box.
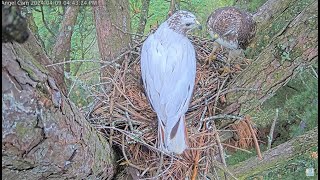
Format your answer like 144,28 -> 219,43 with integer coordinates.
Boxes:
141,32 -> 196,125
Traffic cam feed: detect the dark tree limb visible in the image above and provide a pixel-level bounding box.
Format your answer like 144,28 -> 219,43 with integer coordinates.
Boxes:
40,5 -> 56,39
136,0 -> 151,38
168,0 -> 180,17
26,10 -> 46,51
230,127 -> 318,178
92,0 -> 132,91
52,6 -> 80,87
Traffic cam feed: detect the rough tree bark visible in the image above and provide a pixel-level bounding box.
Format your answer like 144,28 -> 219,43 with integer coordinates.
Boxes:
51,6 -> 80,87
248,0 -> 315,58
20,28 -> 67,95
2,32 -> 115,179
92,0 -> 131,83
223,0 -> 318,115
252,0 -> 293,28
230,127 -> 318,178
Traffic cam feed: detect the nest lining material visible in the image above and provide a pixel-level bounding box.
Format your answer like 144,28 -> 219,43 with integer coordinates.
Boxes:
86,35 -> 256,179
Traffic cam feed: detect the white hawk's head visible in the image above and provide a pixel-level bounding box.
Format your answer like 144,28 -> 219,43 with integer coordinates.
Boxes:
167,10 -> 202,35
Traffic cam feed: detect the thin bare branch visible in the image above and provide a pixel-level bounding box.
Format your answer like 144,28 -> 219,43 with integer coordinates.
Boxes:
267,108 -> 279,149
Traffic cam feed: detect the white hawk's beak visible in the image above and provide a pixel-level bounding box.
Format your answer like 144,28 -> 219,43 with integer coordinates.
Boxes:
196,20 -> 202,30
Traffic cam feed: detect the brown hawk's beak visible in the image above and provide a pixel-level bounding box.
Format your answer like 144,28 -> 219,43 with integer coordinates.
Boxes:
211,33 -> 219,42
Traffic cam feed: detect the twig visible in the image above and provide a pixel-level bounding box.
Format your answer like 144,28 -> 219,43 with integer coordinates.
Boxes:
310,65 -> 318,79
46,59 -> 104,67
97,125 -> 188,166
139,156 -> 174,180
67,75 -> 77,98
188,143 -> 216,150
244,116 -> 262,160
125,108 -> 134,132
204,158 -> 210,176
121,130 -> 145,171
155,152 -> 164,180
212,77 -> 229,180
201,114 -> 244,122
191,99 -> 208,180
221,143 -> 252,154
112,23 -> 147,37
213,122 -> 228,180
267,108 -> 279,150
211,160 -> 238,180
40,5 -> 56,39
115,102 -> 151,122
191,130 -> 205,180
74,44 -> 142,78
198,99 -> 208,131
212,167 -> 220,180
103,77 -> 142,111
121,56 -> 129,91
109,85 -> 117,146
109,121 -> 115,147
140,162 -> 158,177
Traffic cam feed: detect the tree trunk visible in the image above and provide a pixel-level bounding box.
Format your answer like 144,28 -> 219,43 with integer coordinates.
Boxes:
2,40 -> 115,179
51,6 -> 80,87
136,0 -> 151,37
93,0 -> 131,85
253,0 -> 294,29
26,11 -> 46,51
168,0 -> 180,17
230,127 -> 318,178
223,0 -> 318,115
248,0 -> 315,58
21,29 -> 67,95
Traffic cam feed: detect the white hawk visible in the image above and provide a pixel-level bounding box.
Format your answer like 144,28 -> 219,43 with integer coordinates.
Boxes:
141,11 -> 201,154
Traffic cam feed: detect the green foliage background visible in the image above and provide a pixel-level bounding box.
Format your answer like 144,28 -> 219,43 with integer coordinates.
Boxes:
129,0 -> 235,36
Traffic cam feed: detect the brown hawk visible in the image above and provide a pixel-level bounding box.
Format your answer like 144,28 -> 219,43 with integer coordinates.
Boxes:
206,7 -> 256,61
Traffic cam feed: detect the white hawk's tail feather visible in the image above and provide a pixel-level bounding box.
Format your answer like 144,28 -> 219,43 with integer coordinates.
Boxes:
158,116 -> 188,154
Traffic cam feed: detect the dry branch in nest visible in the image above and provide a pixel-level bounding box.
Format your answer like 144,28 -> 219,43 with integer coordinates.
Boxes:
86,35 -> 256,179
228,118 -> 258,149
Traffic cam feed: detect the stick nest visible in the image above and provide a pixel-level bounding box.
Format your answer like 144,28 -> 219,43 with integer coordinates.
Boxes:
86,35 -> 255,179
